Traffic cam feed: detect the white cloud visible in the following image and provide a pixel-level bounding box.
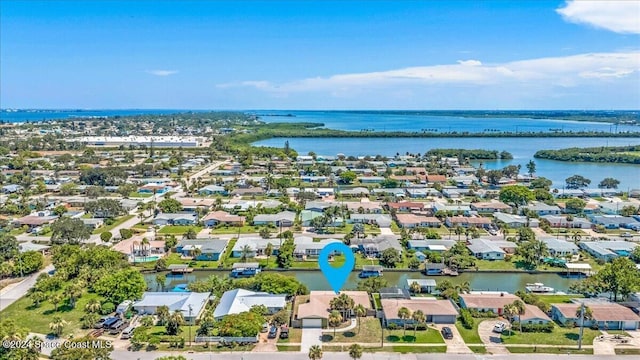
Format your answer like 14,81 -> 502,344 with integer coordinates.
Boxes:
146,70 -> 179,76
556,0 -> 640,34
220,51 -> 639,94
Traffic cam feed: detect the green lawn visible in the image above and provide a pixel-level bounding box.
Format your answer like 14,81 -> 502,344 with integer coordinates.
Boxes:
277,345 -> 301,351
92,214 -> 135,234
147,325 -> 200,341
134,252 -> 220,270
501,326 -> 600,346
277,328 -> 302,343
372,293 -> 382,309
536,294 -> 584,306
322,317 -> 382,343
0,292 -> 103,337
468,345 -> 487,354
158,225 -> 203,235
507,346 -> 593,354
386,327 -> 445,344
128,192 -> 153,198
616,348 -> 640,355
392,345 -> 447,353
209,225 -> 265,234
455,321 -> 482,344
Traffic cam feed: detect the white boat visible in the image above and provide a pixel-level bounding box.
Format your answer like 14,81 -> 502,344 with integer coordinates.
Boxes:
525,282 -> 555,293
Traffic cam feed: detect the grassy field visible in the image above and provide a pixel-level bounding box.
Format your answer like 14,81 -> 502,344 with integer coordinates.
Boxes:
321,317 -> 382,343
468,345 -> 487,354
455,321 -> 482,344
0,291 -> 103,337
392,345 -> 447,353
386,327 -> 445,344
158,225 -> 203,235
501,326 -> 600,345
92,214 -> 135,234
506,346 -> 593,354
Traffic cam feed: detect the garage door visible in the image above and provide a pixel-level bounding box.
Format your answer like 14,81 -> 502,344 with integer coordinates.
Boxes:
302,319 -> 323,328
623,321 -> 637,330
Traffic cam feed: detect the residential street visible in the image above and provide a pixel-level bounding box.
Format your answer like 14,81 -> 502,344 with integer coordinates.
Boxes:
0,264 -> 54,312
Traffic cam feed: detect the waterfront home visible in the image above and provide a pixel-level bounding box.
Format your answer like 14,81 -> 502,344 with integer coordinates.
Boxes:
231,262 -> 261,278
252,211 -> 296,227
386,201 -> 427,213
470,201 -> 512,214
293,236 -> 341,260
459,293 -> 520,315
493,212 -> 539,228
198,184 -> 227,196
445,216 -> 492,229
340,187 -> 370,197
522,202 -> 561,216
348,213 -> 392,228
551,302 -> 640,330
590,215 -> 638,229
516,304 -> 552,325
407,240 -> 456,252
175,238 -> 229,261
379,287 -> 410,300
345,201 -> 382,213
381,298 -> 458,326
540,215 -> 592,229
232,237 -> 281,258
202,211 -> 246,227
406,279 -> 437,294
540,238 -> 579,257
296,291 -> 370,328
351,235 -> 403,257
359,265 -> 383,278
213,289 -> 286,320
578,241 -> 637,261
395,213 -> 441,228
467,239 -> 505,260
153,212 -> 197,226
133,292 -> 211,322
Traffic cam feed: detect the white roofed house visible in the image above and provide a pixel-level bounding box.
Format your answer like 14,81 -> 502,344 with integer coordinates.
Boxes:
522,202 -> 561,216
153,212 -> 198,226
232,237 -> 281,258
213,289 -> 286,320
293,236 -> 341,260
540,238 -> 579,257
252,211 -> 296,227
493,212 -> 539,228
133,292 -> 212,322
467,239 -> 505,260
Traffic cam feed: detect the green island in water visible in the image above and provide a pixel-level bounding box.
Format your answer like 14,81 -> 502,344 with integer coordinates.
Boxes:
535,145 -> 640,164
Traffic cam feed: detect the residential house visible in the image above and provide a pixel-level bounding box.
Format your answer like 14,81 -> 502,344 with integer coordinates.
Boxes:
578,241 -> 637,261
493,213 -> 540,228
590,215 -> 638,229
540,238 -> 579,257
407,240 -> 456,252
345,201 -> 383,214
252,211 -> 296,227
387,201 -> 427,213
198,185 -> 228,196
432,202 -> 471,215
381,298 -> 458,326
358,176 -> 385,184
202,211 -> 246,227
232,237 -> 281,258
395,214 -> 441,228
445,216 -> 492,229
551,301 -> 640,330
81,218 -> 104,230
340,187 -> 370,197
517,304 -> 552,325
459,293 -> 520,315
293,236 -> 341,260
177,198 -> 215,212
467,239 -> 505,260
406,279 -> 437,294
2,184 -> 23,194
153,212 -> 198,226
599,201 -> 638,215
305,201 -> 338,212
470,201 -> 512,214
348,213 -> 392,228
175,238 -> 229,261
523,202 -> 561,216
133,292 -> 211,322
296,291 -> 370,328
213,289 -> 286,320
541,215 -> 592,229
231,187 -> 265,196
14,214 -> 58,229
351,235 -> 403,258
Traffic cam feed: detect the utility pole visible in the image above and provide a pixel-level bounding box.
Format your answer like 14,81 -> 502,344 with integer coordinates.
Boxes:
189,304 -> 193,347
578,302 -> 584,350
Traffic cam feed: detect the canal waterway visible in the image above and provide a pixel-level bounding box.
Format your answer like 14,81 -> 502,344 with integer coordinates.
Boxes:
146,270 -> 581,294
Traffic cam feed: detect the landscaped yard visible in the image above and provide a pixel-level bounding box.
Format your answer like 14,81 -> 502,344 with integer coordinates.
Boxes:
501,326 -> 600,346
506,346 -> 593,354
277,328 -> 302,343
321,317 -> 382,343
158,225 -> 203,235
455,320 -> 482,344
392,345 -> 447,353
146,325 -> 200,342
536,294 -> 584,306
468,345 -> 487,353
209,224 -> 267,235
386,327 -> 445,344
277,345 -> 301,351
0,292 -> 104,337
92,214 -> 135,234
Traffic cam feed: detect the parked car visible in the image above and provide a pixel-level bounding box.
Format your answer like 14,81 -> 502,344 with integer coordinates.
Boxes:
621,232 -> 633,238
267,326 -> 278,339
101,317 -> 120,329
279,326 -> 289,339
93,316 -> 110,329
493,322 -> 506,333
120,325 -> 136,339
261,322 -> 269,333
441,326 -> 453,339
108,320 -> 127,335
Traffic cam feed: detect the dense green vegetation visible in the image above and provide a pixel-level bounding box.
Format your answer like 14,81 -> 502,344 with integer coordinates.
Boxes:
534,145 -> 640,164
424,149 -> 513,159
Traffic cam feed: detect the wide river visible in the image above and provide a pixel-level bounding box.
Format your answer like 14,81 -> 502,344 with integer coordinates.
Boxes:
146,270 -> 580,294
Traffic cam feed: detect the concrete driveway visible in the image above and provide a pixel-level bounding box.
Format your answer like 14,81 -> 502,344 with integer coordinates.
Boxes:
300,327 -> 322,353
252,331 -> 278,352
478,319 -> 510,354
433,324 -> 472,354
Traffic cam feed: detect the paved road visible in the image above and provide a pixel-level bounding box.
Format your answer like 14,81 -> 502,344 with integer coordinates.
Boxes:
186,160 -> 230,188
300,328 -> 322,353
0,264 -> 54,312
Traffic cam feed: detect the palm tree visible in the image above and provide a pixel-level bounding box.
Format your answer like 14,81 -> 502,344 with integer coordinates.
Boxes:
156,305 -> 170,326
265,242 -> 273,267
512,300 -> 526,333
576,305 -> 593,322
411,309 -> 426,337
454,225 -> 464,241
502,304 -> 516,336
330,293 -> 355,321
166,310 -> 185,335
354,304 -> 367,333
50,293 -> 63,312
397,307 -> 411,336
409,281 -> 421,295
49,316 -> 67,337
155,273 -> 166,291
30,290 -> 46,308
455,281 -> 471,294
308,344 -> 323,360
141,315 -> 155,327
84,299 -> 102,313
240,245 -> 252,262
328,310 -> 343,337
64,284 -> 82,309
141,237 -> 150,262
348,343 -> 363,359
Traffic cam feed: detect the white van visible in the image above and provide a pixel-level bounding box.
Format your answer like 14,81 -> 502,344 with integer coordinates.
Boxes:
121,325 -> 136,339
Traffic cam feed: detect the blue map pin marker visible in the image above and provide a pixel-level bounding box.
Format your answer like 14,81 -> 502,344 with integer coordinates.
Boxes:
319,242 -> 355,294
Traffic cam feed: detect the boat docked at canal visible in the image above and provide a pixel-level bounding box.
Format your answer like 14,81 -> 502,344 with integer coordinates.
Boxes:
230,262 -> 261,278
525,282 -> 555,293
359,265 -> 383,278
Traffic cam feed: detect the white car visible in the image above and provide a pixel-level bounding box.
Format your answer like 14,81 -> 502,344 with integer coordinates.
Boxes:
493,322 -> 506,333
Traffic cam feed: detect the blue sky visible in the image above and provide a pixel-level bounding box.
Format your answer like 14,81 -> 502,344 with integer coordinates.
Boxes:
1,0 -> 638,109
